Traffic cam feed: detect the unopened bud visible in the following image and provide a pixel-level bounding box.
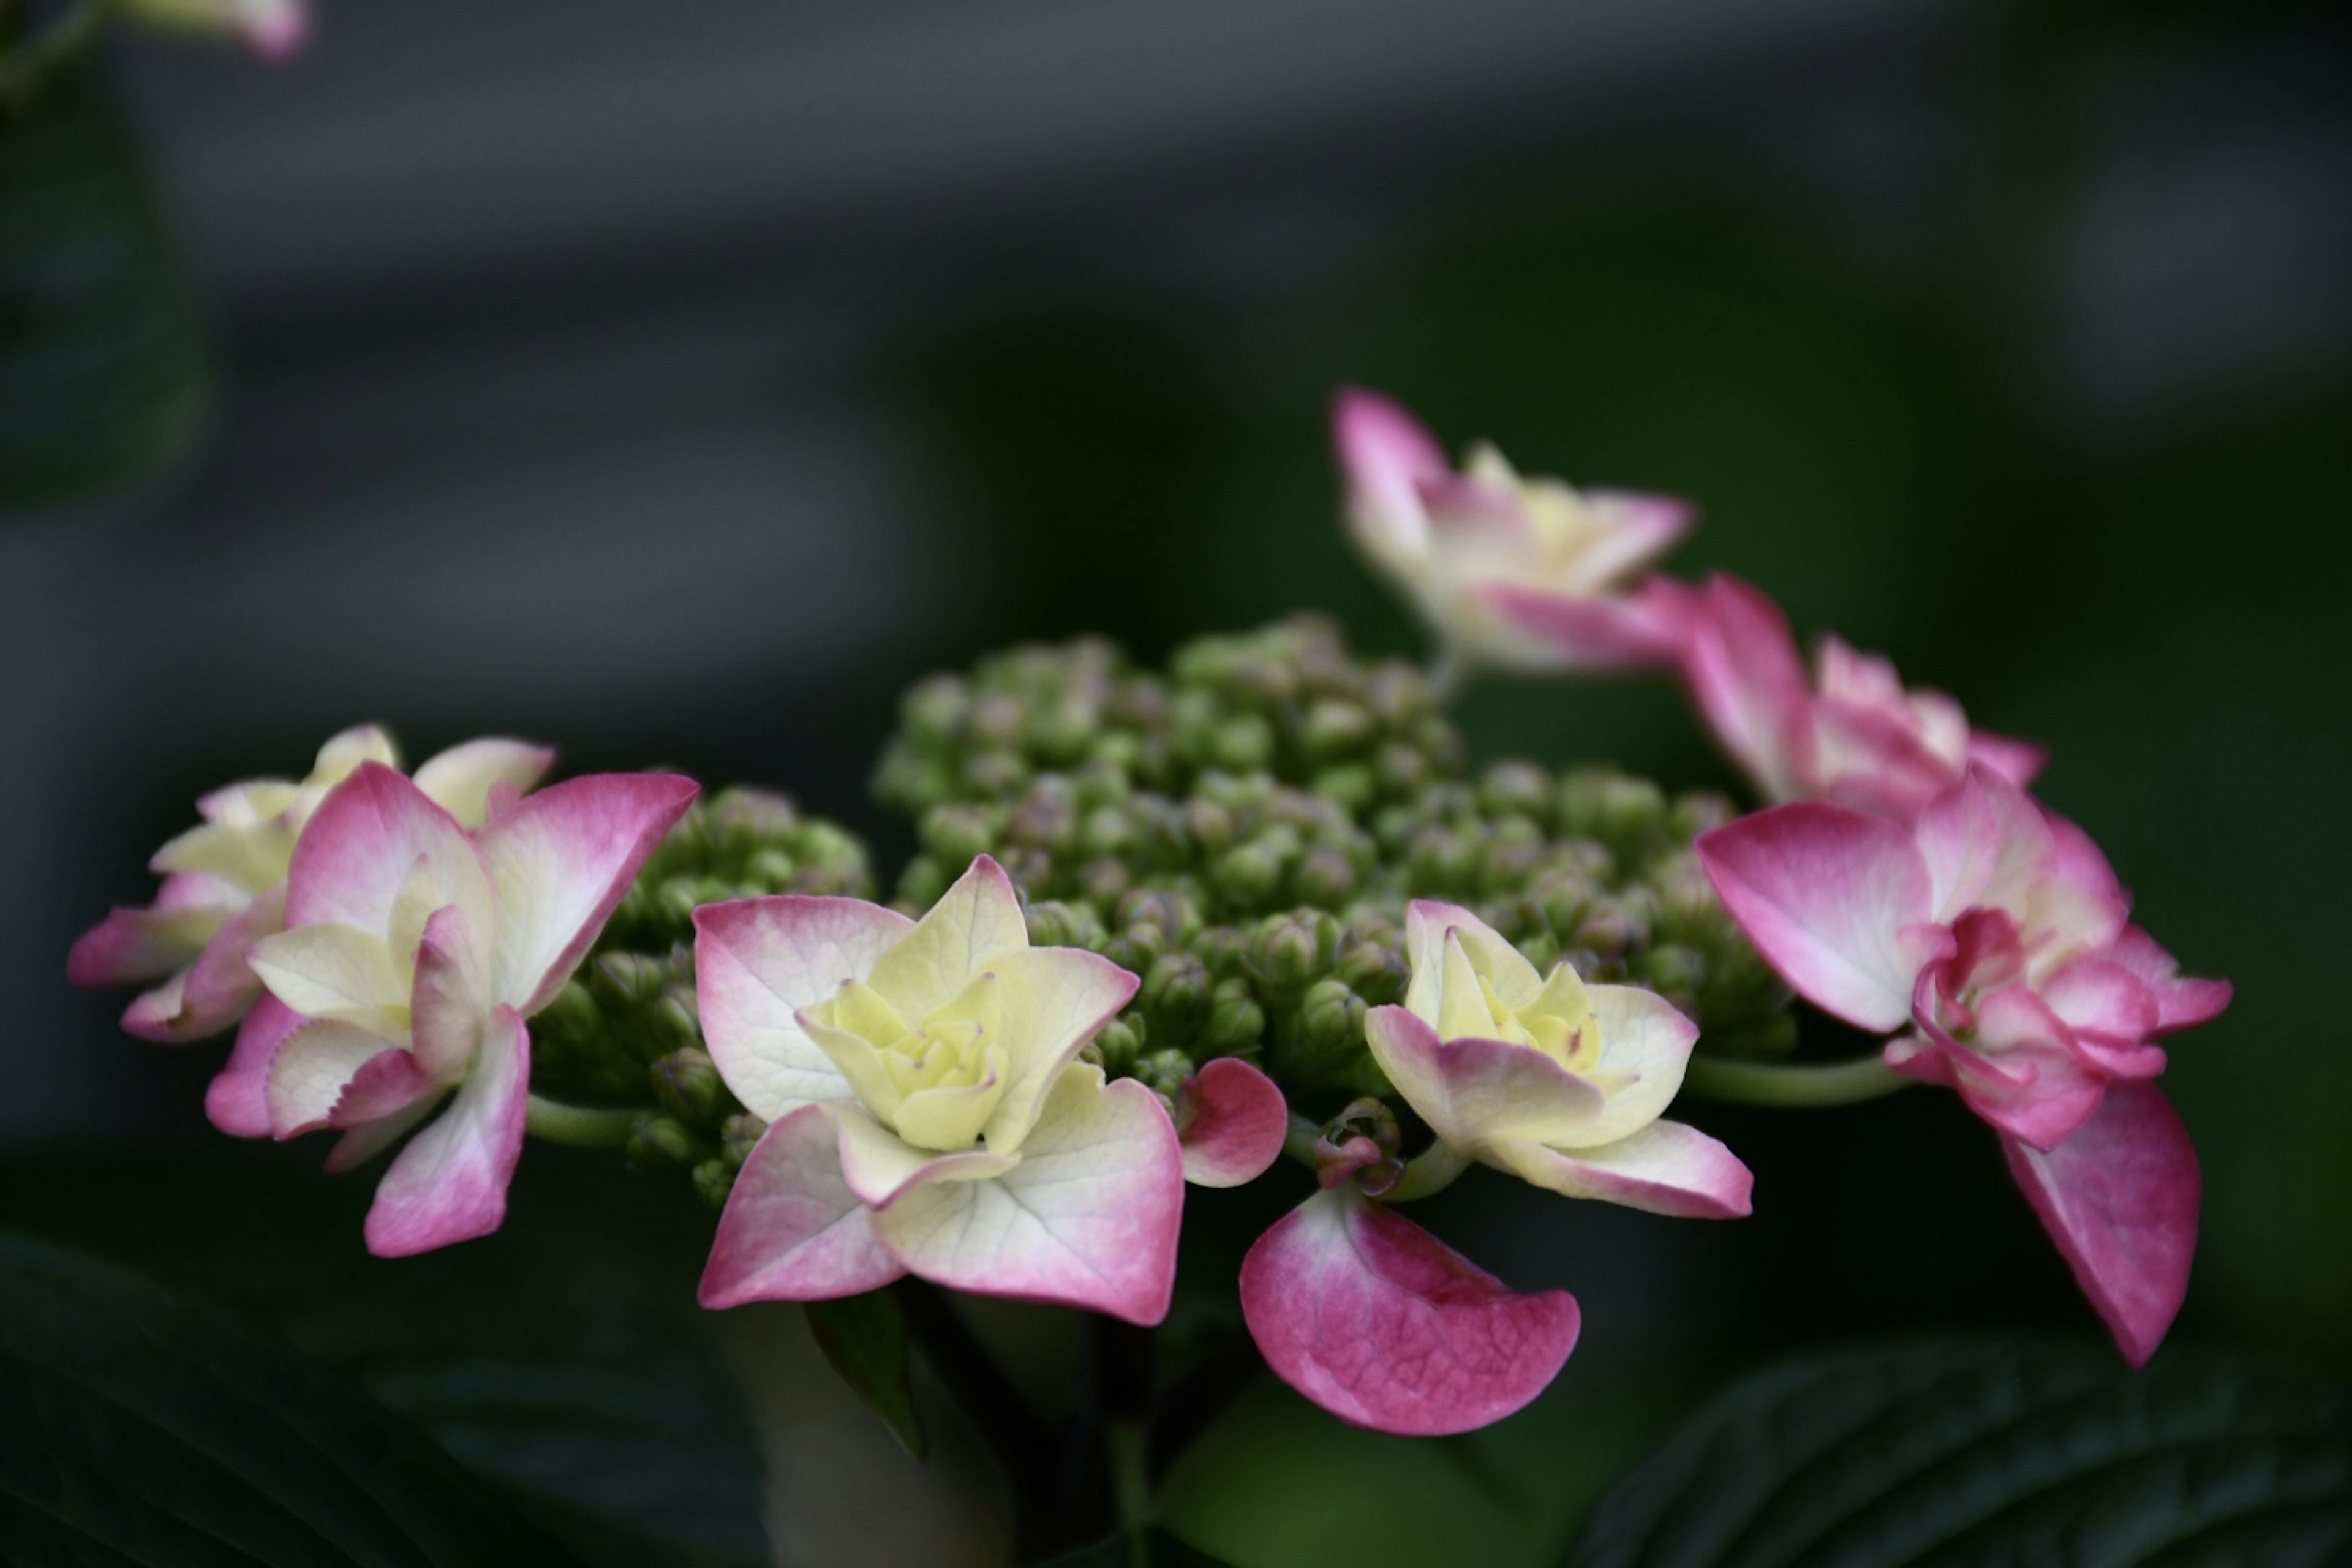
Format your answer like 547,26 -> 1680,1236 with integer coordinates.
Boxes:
1027,899 -> 1105,951
1134,1047 -> 1198,1100
720,1113 -> 766,1169
1293,845 -> 1359,908
1478,760 -> 1553,824
1558,769 -> 1668,861
921,803 -> 999,865
652,1048 -> 726,1123
1246,911 -> 1330,994
967,691 -> 1027,749
1637,944 -> 1707,1013
692,1158 -> 735,1210
1408,825 -> 1477,894
1006,786 -> 1077,853
1300,977 -> 1368,1060
1335,940 -> 1407,1006
962,749 -> 1028,797
1202,977 -> 1268,1054
628,1114 -> 702,1170
1213,839 -> 1285,908
1210,715 -> 1276,772
1190,925 -> 1250,978
1091,1013 -> 1145,1076
1185,799 -> 1237,858
900,673 -> 971,742
1141,952 -> 1213,1033
1079,804 -> 1135,860
1302,699 -> 1375,761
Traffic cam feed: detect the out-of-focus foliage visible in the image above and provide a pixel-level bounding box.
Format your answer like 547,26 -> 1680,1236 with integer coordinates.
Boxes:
0,72 -> 209,511
0,1234 -> 581,1564
1562,1336 -> 2352,1567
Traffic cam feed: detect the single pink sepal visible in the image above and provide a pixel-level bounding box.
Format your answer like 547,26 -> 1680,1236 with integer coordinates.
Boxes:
1240,1186 -> 1580,1436
699,1105 -> 907,1308
1479,576 -> 1690,670
363,1005 -> 531,1258
1175,1058 -> 1288,1188
208,994 -> 305,1137
2001,1080 -> 2199,1366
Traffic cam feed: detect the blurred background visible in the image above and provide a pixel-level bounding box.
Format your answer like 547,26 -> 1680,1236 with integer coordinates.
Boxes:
2,0 -> 2348,1562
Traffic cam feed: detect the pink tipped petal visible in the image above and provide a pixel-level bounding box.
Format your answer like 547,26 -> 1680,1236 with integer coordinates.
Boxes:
1239,1186 -> 1580,1436
1478,582 -> 1687,669
137,886 -> 285,1044
1913,769 -> 2053,922
2002,1082 -> 2199,1366
865,854 -> 1029,1022
410,905 -> 492,1085
475,772 -> 699,1014
2034,811 -> 2132,954
1577,491 -> 1695,582
827,1104 -> 1019,1209
412,737 -> 557,829
208,995 -> 303,1137
363,1006 -> 531,1257
283,763 -> 479,931
1488,1119 -> 1753,1219
265,1020 -> 390,1139
1567,985 -> 1703,1147
1697,804 -> 1931,1032
870,1069 -> 1183,1326
1333,386 -> 1446,563
693,895 -> 913,1120
1967,729 -> 2049,790
1679,575 -> 1811,801
2041,959 -> 2160,1049
1363,1006 -> 1603,1151
328,1047 -> 433,1128
1176,1058 -> 1289,1188
699,1106 -> 908,1308
68,901 -> 221,988
2100,928 -> 2233,1035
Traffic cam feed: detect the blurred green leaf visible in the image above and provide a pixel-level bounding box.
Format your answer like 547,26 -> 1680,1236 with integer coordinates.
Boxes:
1031,1526 -> 1234,1566
0,69 -> 209,511
0,1232 -> 580,1564
1561,1336 -> 2352,1567
0,1144 -> 768,1567
808,1289 -> 925,1458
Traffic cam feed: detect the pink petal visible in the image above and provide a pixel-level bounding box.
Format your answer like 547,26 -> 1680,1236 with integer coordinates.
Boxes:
1946,987 -> 2111,1152
699,1105 -> 908,1308
2002,1081 -> 2199,1366
328,1047 -> 434,1128
2032,809 -> 2132,954
410,737 -> 557,829
137,885 -> 286,1044
1967,729 -> 2049,790
67,889 -> 224,987
1696,803 -> 1932,1033
266,1020 -> 390,1138
2040,957 -> 2160,1049
2099,927 -> 2233,1035
474,772 -> 699,1014
1238,1186 -> 1580,1436
208,995 -> 304,1137
410,904 -> 492,1084
828,1104 -> 1019,1208
870,1069 -> 1183,1326
1175,1058 -> 1289,1188
1913,768 -> 2053,922
363,1005 -> 531,1257
282,763 -> 480,931
1487,1120 -> 1753,1219
694,895 -> 913,1120
1579,490 -> 1696,583
1477,579 -> 1687,670
1678,574 -> 1812,802
1333,386 -> 1447,559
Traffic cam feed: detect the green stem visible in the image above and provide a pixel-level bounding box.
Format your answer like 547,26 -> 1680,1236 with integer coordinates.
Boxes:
0,0 -> 113,110
1106,1419 -> 1152,1567
1381,1139 -> 1471,1202
1681,1052 -> 1914,1108
1281,1111 -> 1324,1167
522,1096 -> 640,1147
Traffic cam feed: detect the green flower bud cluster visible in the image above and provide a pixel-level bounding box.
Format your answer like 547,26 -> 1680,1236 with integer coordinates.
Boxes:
530,788 -> 878,1207
875,623 -> 1798,1104
872,615 -> 1461,822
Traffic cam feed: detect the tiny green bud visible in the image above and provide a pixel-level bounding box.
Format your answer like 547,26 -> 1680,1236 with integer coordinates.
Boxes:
1142,951 -> 1213,1034
1134,1048 -> 1198,1099
1310,764 -> 1377,813
538,979 -> 598,1042
1302,699 -> 1376,761
592,952 -> 669,1011
1637,944 -> 1708,1012
901,674 -> 971,742
1293,844 -> 1359,908
1079,804 -> 1134,859
1185,798 -> 1237,858
1298,978 -> 1368,1061
1025,898 -> 1107,951
720,1113 -> 766,1169
1189,924 -> 1250,978
1202,977 -> 1268,1054
1079,858 -> 1131,908
1213,839 -> 1286,909
692,1158 -> 735,1210
1407,824 -> 1478,894
1335,940 -> 1408,1006
1247,910 -> 1339,994
961,749 -> 1028,797
1092,1013 -> 1145,1076
1558,769 -> 1668,861
967,690 -> 1027,749
1210,714 -> 1276,772
1478,760 -> 1554,824
921,802 -> 999,865
627,1114 -> 702,1170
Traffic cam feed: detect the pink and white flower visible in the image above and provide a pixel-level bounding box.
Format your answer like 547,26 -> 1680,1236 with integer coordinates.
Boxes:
694,856 -> 1183,1325
1363,901 -> 1752,1219
1335,388 -> 1691,674
216,761 -> 696,1257
1697,766 -> 2228,1361
1678,573 -> 2046,821
70,726 -> 554,1045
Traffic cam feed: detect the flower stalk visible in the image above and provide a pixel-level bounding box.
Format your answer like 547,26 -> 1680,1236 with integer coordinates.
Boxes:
1681,1052 -> 1915,1108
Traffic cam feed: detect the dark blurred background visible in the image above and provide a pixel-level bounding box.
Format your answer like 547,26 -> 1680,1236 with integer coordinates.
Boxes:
4,1 -> 2348,1562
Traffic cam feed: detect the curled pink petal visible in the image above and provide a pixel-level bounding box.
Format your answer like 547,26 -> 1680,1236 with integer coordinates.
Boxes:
363,1006 -> 531,1257
700,1105 -> 907,1308
1239,1186 -> 1580,1436
1333,385 -> 1446,560
129,885 -> 285,1044
1478,579 -> 1689,670
1175,1058 -> 1288,1188
2100,925 -> 2233,1036
1967,729 -> 2048,790
1488,1120 -> 1753,1219
1678,573 -> 1811,801
1697,803 -> 1931,1032
2002,1081 -> 2198,1366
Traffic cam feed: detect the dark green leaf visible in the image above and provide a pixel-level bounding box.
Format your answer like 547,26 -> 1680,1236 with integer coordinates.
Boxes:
1030,1526 -> 1235,1566
0,1144 -> 769,1567
807,1289 -> 926,1459
0,1233 -> 579,1565
0,69 -> 209,511
1561,1336 -> 2352,1567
